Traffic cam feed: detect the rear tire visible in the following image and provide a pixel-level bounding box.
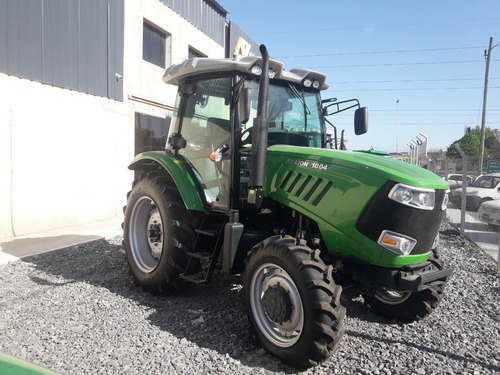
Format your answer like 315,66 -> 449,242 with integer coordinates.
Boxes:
363,256 -> 447,321
123,173 -> 197,294
243,236 -> 345,367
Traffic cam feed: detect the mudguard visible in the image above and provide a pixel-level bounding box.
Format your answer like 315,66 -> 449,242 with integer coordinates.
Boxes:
128,151 -> 206,212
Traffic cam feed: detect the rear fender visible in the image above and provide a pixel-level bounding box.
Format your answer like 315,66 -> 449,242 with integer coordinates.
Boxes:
128,151 -> 206,212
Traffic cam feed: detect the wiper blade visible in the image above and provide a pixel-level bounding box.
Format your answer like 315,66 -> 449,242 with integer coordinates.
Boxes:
288,84 -> 311,115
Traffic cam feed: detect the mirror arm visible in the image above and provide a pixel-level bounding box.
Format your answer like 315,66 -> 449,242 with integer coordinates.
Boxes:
324,117 -> 338,149
323,99 -> 360,116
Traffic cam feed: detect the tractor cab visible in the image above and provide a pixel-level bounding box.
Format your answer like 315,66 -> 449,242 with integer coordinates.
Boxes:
163,53 -> 367,212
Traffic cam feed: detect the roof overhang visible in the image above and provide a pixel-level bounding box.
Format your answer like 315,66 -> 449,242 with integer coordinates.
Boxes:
162,56 -> 329,90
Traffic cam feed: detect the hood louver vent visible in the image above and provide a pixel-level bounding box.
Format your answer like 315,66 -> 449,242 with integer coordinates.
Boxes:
279,171 -> 332,206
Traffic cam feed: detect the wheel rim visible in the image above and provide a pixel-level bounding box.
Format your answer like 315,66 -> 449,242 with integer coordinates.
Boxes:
128,196 -> 164,273
374,288 -> 412,305
249,263 -> 304,348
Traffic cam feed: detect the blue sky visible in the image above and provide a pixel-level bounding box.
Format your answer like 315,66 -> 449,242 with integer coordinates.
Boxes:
223,0 -> 500,153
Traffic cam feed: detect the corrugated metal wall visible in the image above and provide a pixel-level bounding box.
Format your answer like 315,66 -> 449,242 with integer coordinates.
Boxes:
0,0 -> 124,101
160,0 -> 226,46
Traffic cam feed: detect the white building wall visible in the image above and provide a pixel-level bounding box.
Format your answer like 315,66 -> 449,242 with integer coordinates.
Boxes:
0,87 -> 13,238
0,0 -> 225,238
0,75 -> 132,237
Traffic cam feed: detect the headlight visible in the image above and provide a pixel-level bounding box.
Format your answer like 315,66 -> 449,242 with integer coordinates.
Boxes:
388,183 -> 435,210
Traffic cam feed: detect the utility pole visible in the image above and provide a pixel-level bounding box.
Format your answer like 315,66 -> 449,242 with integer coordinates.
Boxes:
396,99 -> 399,159
478,37 -> 496,176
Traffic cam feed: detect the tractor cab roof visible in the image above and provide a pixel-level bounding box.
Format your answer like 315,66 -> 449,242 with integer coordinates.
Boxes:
162,55 -> 329,90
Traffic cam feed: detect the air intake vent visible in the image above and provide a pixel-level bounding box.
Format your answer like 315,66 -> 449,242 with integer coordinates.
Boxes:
278,172 -> 332,206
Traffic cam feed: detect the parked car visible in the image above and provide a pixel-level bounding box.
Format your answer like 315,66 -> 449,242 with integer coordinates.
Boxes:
444,174 -> 475,190
478,199 -> 500,227
450,173 -> 500,211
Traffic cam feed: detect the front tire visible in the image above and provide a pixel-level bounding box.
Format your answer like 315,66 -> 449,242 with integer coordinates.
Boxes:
123,173 -> 197,294
363,256 -> 447,321
243,236 -> 345,367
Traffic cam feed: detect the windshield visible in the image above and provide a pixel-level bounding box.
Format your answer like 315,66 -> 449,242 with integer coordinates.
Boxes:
472,175 -> 500,189
241,79 -> 323,148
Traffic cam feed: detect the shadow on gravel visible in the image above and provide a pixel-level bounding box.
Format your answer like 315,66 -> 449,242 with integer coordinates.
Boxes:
23,237 -> 497,374
347,331 -> 500,373
20,239 -> 303,373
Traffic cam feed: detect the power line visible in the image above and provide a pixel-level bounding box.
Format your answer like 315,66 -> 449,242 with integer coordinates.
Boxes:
370,109 -> 500,112
370,109 -> 500,113
334,86 -> 500,92
309,59 -> 500,69
333,121 -> 500,127
334,78 -> 498,85
252,17 -> 500,36
276,46 -> 484,59
370,113 -> 500,116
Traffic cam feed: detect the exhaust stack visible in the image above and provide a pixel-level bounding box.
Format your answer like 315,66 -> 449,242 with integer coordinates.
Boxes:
248,44 -> 270,207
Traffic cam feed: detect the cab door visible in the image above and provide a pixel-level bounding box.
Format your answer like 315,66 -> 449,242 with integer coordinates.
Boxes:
177,77 -> 232,210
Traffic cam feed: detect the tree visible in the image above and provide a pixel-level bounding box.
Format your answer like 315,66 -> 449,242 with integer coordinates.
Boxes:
446,126 -> 495,158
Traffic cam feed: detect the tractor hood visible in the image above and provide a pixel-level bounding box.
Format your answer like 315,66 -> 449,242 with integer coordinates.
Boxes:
265,146 -> 448,190
263,145 -> 448,267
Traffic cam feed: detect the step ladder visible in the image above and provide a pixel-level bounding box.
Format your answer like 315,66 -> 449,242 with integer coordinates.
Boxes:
179,216 -> 226,285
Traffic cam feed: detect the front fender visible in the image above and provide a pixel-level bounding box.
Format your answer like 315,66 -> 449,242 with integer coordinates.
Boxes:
128,151 -> 206,212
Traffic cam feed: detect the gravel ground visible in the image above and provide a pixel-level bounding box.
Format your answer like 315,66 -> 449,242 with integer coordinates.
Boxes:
0,220 -> 499,375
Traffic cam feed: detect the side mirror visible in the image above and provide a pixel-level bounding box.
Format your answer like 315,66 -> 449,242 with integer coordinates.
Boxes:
238,88 -> 251,124
354,107 -> 368,135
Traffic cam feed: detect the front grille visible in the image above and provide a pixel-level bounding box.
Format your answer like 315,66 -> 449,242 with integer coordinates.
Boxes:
356,181 -> 446,255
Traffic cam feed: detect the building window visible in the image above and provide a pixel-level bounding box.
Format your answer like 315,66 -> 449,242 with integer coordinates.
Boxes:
135,113 -> 171,155
143,21 -> 170,68
188,47 -> 206,59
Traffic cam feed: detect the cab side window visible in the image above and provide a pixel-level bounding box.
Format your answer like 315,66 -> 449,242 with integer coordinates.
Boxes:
179,77 -> 232,209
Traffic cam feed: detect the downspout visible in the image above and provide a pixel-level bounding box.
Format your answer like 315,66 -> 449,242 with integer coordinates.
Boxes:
10,110 -> 16,237
248,45 -> 270,207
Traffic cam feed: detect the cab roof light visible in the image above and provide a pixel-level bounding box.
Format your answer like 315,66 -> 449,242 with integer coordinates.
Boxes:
251,64 -> 277,79
302,77 -> 321,89
251,64 -> 262,75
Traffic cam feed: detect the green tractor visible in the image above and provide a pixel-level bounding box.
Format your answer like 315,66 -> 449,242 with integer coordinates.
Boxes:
123,45 -> 451,367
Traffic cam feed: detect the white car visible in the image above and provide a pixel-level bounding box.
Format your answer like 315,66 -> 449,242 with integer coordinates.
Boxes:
478,199 -> 500,227
444,174 -> 475,190
450,173 -> 500,211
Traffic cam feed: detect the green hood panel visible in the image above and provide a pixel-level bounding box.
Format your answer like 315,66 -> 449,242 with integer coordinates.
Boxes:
266,146 -> 448,190
264,146 -> 447,267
